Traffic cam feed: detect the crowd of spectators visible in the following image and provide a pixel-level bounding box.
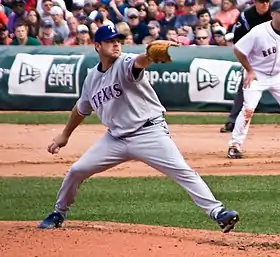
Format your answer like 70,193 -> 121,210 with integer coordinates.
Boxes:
0,0 -> 259,46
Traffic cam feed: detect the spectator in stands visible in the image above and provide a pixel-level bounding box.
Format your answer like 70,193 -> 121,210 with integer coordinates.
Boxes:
76,12 -> 87,24
7,0 -> 27,37
27,9 -> 41,38
108,0 -> 129,24
25,0 -> 36,12
0,6 -> 8,24
235,0 -> 252,12
176,35 -> 190,45
87,11 -> 104,39
159,0 -> 177,37
37,18 -> 63,45
0,21 -> 12,44
212,25 -> 227,45
1,0 -> 13,9
135,2 -> 149,23
52,0 -> 74,20
88,10 -> 104,26
196,8 -> 211,32
177,23 -> 191,36
210,18 -> 223,30
142,20 -> 162,43
165,27 -> 177,41
123,32 -> 134,44
175,0 -> 198,29
115,20 -> 131,35
215,0 -> 239,30
71,0 -> 84,18
175,0 -> 187,15
69,24 -> 92,45
37,0 -> 72,20
50,5 -> 69,40
147,0 -> 165,20
193,20 -> 217,43
63,16 -> 78,44
39,0 -> 53,21
98,4 -> 114,26
255,0 -> 270,15
127,0 -> 142,8
177,23 -> 194,40
10,21 -> 41,44
205,0 -> 222,17
126,7 -> 148,44
193,28 -> 211,45
83,0 -> 96,16
192,20 -> 208,35
88,21 -> 98,36
224,31 -> 234,45
0,1 -> 12,17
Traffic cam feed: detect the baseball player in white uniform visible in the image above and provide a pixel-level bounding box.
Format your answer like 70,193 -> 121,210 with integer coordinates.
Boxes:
228,0 -> 280,159
38,24 -> 239,233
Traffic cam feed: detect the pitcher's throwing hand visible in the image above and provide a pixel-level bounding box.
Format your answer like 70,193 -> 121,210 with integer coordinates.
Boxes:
48,133 -> 69,154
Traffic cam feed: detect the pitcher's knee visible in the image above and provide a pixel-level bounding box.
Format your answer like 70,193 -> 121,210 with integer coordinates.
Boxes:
67,162 -> 92,180
68,161 -> 103,179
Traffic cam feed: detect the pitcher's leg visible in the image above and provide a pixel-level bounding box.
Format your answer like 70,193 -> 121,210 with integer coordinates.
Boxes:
39,133 -> 128,228
228,83 -> 263,159
128,123 -> 238,232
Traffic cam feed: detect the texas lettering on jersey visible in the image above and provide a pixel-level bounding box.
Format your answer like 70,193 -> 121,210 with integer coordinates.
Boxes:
92,83 -> 123,109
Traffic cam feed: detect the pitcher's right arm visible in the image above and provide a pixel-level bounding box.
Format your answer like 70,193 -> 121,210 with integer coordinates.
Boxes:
61,104 -> 86,138
48,76 -> 93,154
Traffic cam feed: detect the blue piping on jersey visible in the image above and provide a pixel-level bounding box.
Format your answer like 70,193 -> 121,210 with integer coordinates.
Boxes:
231,12 -> 250,34
241,12 -> 250,31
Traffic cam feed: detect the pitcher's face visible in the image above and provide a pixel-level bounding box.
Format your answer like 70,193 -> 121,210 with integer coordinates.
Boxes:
96,38 -> 122,59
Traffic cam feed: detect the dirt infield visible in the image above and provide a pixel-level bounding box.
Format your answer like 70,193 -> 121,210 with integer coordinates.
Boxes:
1,124 -> 280,256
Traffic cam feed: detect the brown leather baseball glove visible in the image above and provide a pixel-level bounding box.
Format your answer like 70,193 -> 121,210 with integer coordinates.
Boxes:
146,40 -> 179,63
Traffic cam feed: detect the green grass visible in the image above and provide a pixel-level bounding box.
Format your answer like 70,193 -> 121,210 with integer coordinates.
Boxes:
0,112 -> 280,124
0,176 -> 280,234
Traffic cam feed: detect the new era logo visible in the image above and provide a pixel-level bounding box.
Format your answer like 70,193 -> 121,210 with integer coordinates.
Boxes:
197,67 -> 220,91
19,62 -> 41,84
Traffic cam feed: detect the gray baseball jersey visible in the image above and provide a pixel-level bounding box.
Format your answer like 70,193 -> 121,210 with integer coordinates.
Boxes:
77,53 -> 165,137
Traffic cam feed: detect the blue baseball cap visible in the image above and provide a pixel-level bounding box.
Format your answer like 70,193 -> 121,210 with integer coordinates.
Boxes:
94,25 -> 126,43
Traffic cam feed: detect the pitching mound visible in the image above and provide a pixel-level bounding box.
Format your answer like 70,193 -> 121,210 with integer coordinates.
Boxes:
1,221 -> 280,257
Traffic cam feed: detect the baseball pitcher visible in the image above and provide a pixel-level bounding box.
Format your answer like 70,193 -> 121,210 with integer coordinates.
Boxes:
39,24 -> 239,233
228,0 -> 280,158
